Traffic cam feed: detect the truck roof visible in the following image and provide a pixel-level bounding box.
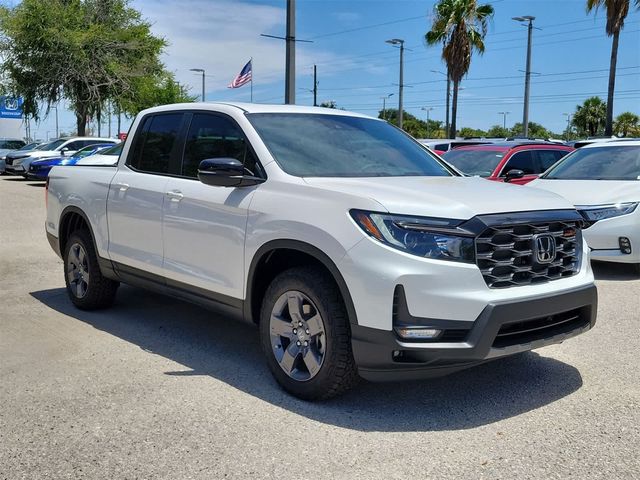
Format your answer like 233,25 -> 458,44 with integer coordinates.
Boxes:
139,102 -> 375,119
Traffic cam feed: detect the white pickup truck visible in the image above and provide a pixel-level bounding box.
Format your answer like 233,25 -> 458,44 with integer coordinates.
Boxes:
45,103 -> 597,400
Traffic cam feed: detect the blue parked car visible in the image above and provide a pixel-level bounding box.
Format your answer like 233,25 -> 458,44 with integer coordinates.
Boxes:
26,144 -> 114,180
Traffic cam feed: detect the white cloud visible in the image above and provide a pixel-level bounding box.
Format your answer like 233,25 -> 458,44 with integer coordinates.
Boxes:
134,0 -> 343,99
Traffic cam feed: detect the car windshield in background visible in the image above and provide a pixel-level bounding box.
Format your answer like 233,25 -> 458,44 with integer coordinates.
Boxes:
442,149 -> 507,177
0,140 -> 25,149
101,143 -> 123,155
18,142 -> 40,151
543,145 -> 640,180
247,113 -> 453,177
38,139 -> 66,150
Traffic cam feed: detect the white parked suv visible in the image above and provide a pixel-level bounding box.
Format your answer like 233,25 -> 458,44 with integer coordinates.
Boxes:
528,140 -> 640,271
5,136 -> 118,176
45,103 -> 597,400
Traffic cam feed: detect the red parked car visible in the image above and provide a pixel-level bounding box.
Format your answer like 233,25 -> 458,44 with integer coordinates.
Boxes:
442,142 -> 574,185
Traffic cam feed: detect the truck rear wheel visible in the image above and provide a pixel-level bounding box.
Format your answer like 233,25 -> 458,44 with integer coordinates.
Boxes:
63,230 -> 119,310
259,266 -> 359,400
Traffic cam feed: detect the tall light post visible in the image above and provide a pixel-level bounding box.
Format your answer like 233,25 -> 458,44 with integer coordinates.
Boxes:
513,16 -> 535,138
386,38 -> 405,130
51,105 -> 59,138
431,70 -> 450,137
380,93 -> 394,120
422,107 -> 434,137
563,113 -> 572,140
190,68 -> 206,101
498,111 -> 510,130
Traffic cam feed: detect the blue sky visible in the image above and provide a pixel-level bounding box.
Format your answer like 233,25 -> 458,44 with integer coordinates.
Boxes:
29,0 -> 640,139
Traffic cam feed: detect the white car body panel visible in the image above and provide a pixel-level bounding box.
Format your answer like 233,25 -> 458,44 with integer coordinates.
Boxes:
75,153 -> 119,165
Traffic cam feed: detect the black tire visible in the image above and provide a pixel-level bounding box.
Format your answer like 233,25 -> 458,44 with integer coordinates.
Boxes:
63,229 -> 119,310
259,266 -> 359,400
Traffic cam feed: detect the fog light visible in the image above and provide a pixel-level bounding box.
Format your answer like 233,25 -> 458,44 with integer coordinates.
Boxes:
619,237 -> 632,254
395,327 -> 442,340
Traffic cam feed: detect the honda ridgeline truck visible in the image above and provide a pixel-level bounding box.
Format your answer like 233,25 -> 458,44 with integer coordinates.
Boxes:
45,103 -> 597,400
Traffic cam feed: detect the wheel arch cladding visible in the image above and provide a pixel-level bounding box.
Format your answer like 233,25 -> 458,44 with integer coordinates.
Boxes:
245,240 -> 359,326
59,207 -> 96,257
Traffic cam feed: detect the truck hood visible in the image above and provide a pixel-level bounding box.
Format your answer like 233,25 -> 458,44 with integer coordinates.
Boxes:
528,179 -> 640,206
303,176 -> 575,219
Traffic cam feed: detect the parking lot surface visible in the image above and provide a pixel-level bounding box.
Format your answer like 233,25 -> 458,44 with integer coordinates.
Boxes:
1,176 -> 639,479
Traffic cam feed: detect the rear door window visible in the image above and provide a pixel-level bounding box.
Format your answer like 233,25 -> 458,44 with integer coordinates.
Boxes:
129,113 -> 184,175
501,150 -> 537,175
537,150 -> 568,171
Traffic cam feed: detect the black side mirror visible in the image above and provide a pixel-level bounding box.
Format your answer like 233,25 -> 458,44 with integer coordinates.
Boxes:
504,169 -> 525,183
197,158 -> 265,187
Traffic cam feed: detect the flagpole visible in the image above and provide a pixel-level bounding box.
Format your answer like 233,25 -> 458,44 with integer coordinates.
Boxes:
250,57 -> 253,103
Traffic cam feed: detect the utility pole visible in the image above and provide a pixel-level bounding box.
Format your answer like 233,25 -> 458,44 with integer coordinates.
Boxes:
285,0 -> 295,104
513,16 -> 535,138
431,70 -> 450,138
386,38 -> 405,129
51,105 -> 59,138
313,64 -> 318,106
498,111 -> 510,129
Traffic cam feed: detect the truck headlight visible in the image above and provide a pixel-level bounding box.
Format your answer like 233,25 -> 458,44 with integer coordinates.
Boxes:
350,210 -> 475,263
578,202 -> 638,222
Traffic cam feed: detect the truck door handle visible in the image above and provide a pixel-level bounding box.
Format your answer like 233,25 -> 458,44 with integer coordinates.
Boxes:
166,190 -> 184,202
114,182 -> 129,192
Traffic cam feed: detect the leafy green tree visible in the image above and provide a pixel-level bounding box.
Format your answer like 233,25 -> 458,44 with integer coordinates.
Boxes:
380,109 -> 445,138
486,125 -> 510,138
319,101 -> 338,109
510,121 -> 553,139
458,127 -> 487,138
586,0 -> 640,136
573,97 -> 607,137
0,0 -> 166,135
425,0 -> 494,139
613,111 -> 640,137
119,72 -> 197,117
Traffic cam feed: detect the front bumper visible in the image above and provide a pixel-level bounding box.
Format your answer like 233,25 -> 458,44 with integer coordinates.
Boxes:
5,164 -> 26,175
352,284 -> 597,381
583,212 -> 640,264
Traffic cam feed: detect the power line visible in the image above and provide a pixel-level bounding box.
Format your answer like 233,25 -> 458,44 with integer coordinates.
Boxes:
308,14 -> 426,40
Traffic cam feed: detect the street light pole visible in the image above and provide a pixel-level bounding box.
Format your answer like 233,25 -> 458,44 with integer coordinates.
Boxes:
190,68 -> 206,101
380,93 -> 394,120
386,38 -> 405,129
51,106 -> 59,138
498,111 -> 510,129
421,107 -> 434,137
431,70 -> 450,137
513,16 -> 535,138
563,113 -> 572,140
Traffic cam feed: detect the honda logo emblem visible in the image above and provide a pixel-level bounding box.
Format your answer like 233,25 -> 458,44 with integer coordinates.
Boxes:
533,234 -> 556,264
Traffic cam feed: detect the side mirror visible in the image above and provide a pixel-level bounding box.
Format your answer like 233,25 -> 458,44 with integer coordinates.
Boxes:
60,147 -> 69,156
504,169 -> 525,183
197,158 -> 265,187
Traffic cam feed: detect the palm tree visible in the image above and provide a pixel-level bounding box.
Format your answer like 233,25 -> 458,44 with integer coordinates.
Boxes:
573,97 -> 607,137
426,0 -> 494,139
586,0 -> 640,136
614,111 -> 640,137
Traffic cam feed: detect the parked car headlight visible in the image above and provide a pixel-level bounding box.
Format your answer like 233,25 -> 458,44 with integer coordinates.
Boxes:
350,210 -> 475,263
578,202 -> 638,222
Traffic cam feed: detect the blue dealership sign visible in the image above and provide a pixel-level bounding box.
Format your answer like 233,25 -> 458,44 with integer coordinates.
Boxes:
0,96 -> 23,119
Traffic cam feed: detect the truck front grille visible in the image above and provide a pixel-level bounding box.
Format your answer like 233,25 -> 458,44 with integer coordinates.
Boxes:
476,220 -> 581,288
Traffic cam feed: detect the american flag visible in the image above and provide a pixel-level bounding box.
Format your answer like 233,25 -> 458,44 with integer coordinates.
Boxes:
228,60 -> 252,88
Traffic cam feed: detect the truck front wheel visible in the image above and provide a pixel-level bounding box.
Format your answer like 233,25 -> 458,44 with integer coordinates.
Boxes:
259,266 -> 359,400
63,230 -> 119,310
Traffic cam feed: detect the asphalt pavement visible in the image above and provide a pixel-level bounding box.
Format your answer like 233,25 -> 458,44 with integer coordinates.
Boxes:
1,175 -> 639,479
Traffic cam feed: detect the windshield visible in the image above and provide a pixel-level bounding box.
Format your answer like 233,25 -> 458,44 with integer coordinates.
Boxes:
247,113 -> 453,177
18,142 -> 39,151
101,143 -> 123,155
442,148 -> 507,177
38,139 -> 66,150
543,145 -> 640,180
0,140 -> 25,149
